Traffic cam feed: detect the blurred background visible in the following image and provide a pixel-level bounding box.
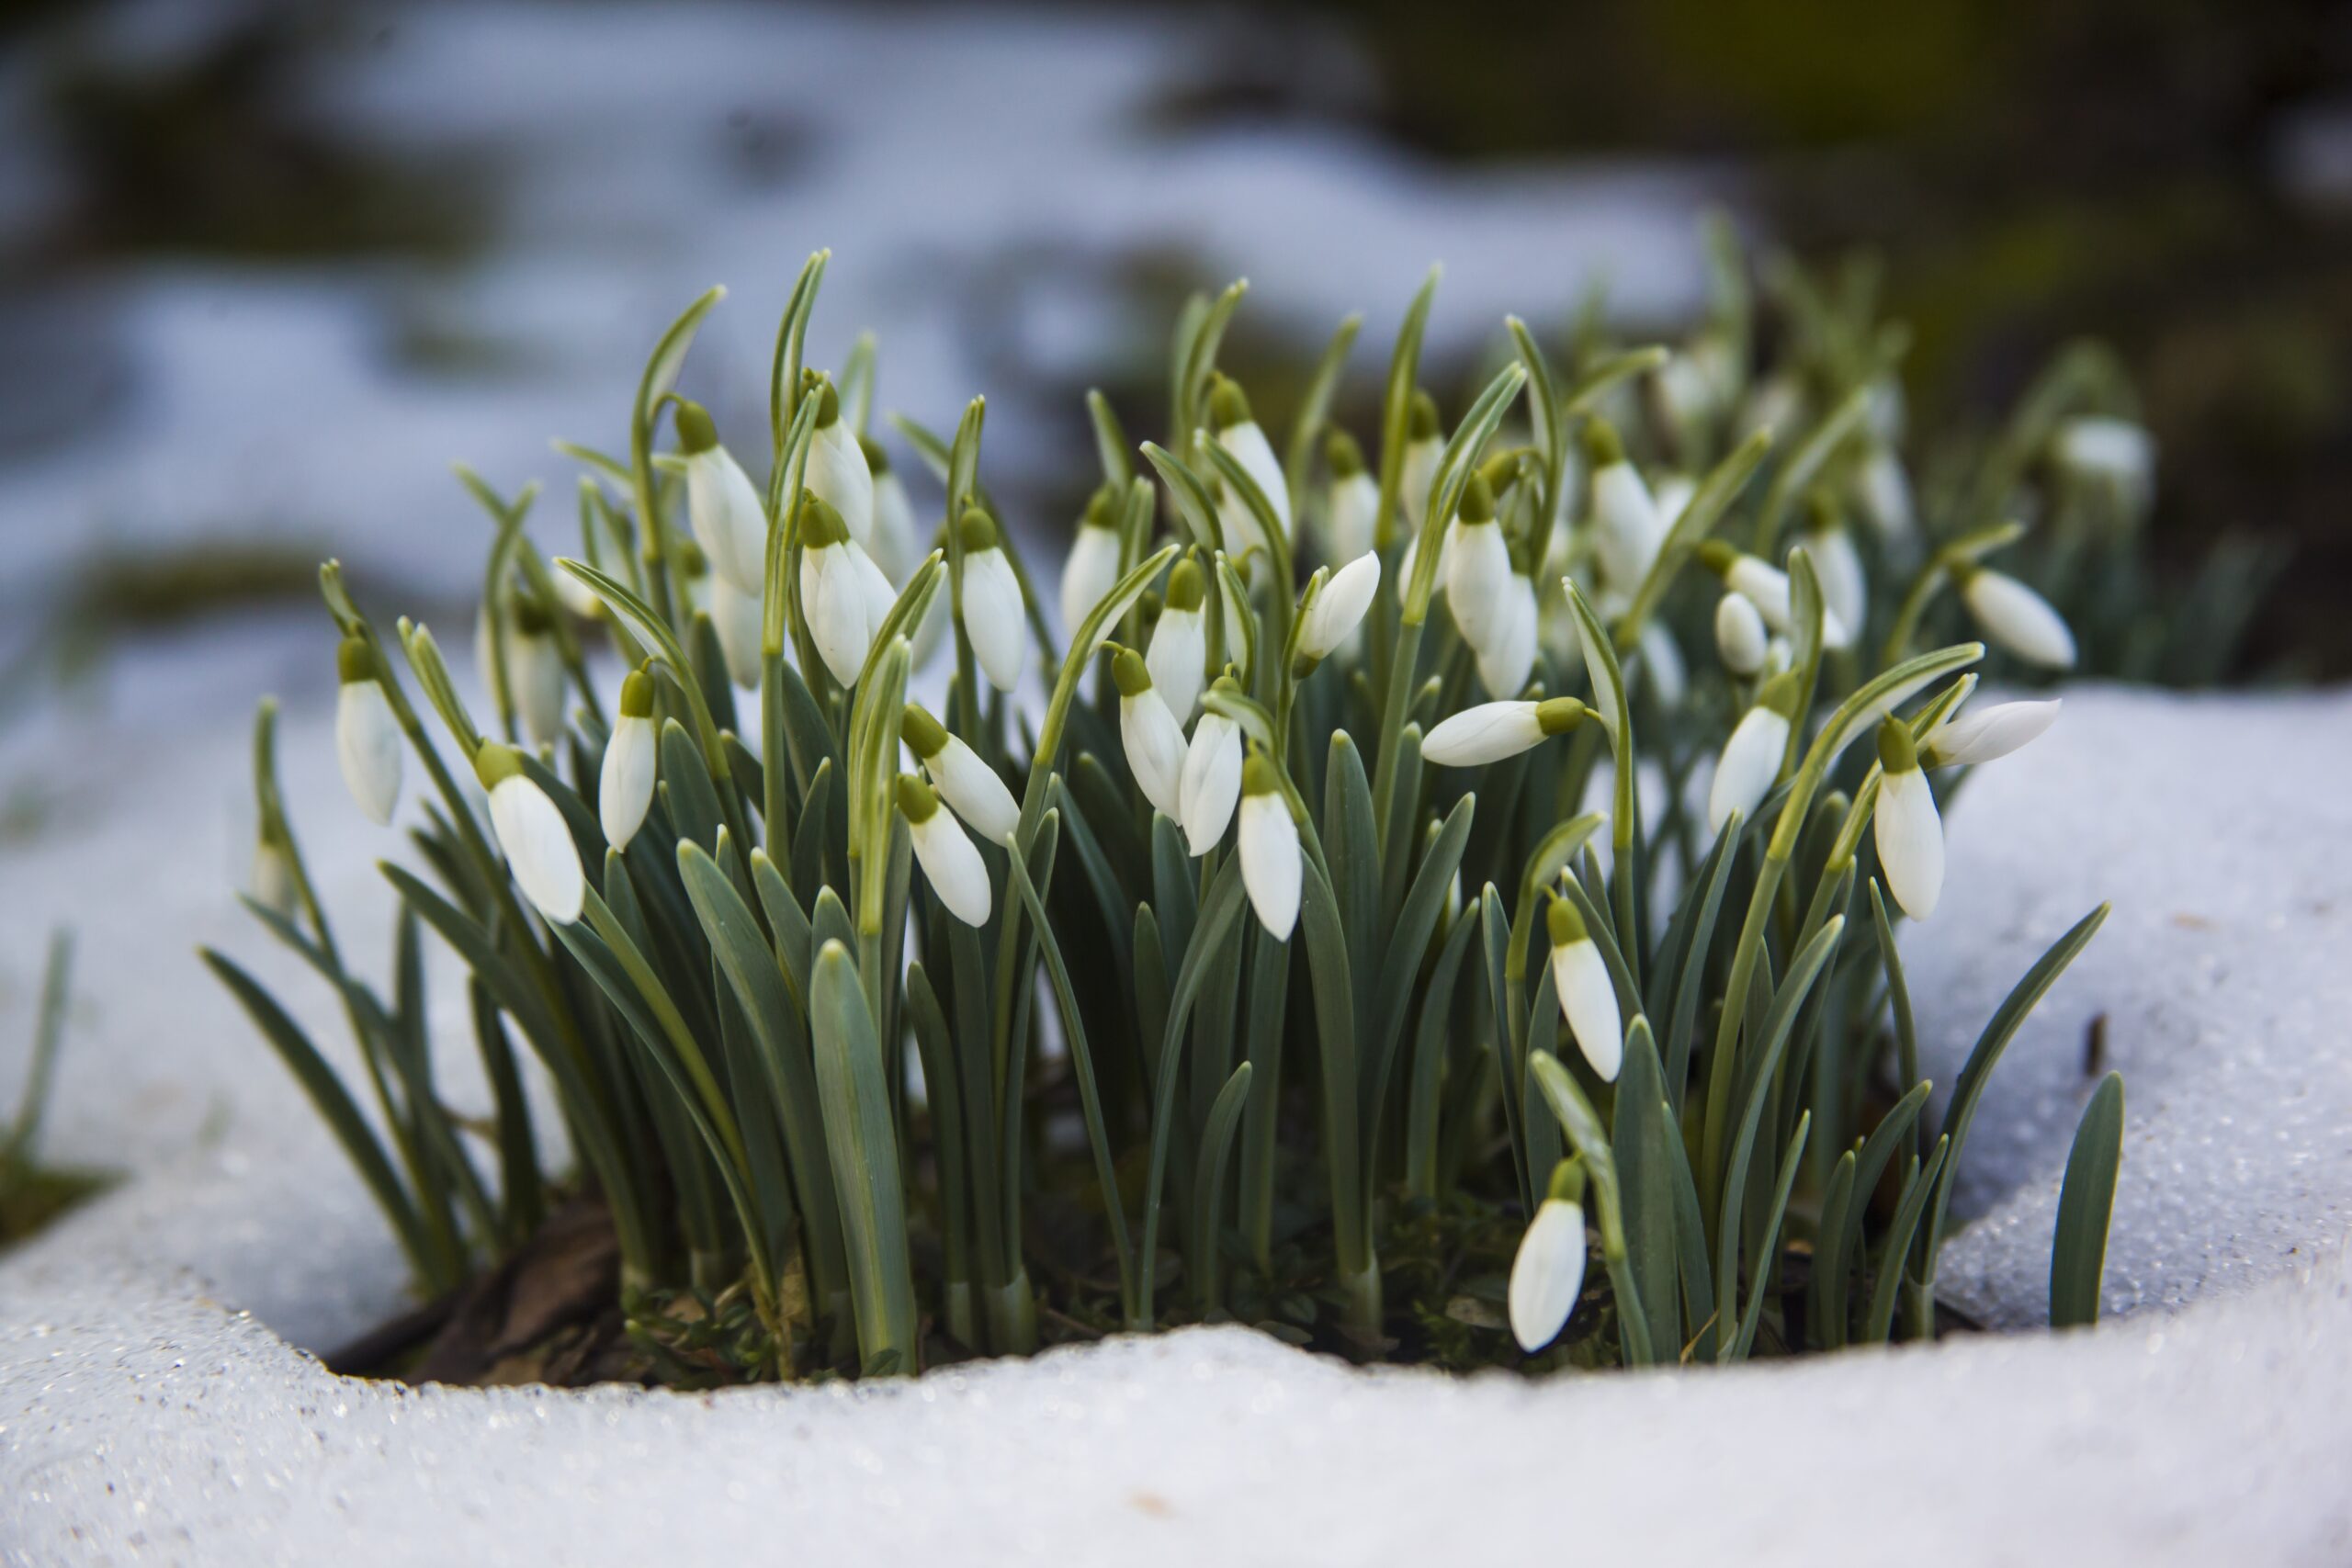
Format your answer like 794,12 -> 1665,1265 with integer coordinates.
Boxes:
1,0 -> 2347,755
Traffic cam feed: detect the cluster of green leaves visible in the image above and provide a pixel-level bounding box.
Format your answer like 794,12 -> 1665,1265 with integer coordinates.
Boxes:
210,231 -> 2125,1382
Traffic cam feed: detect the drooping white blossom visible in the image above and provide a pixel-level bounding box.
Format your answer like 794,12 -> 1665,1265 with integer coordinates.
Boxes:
898,773 -> 991,927
1476,568 -> 1539,699
1584,419 -> 1667,592
1510,1167 -> 1589,1353
899,702 -> 1021,847
1323,429 -> 1379,562
508,597 -> 566,748
1959,566 -> 2076,670
1547,896 -> 1623,1081
1147,558 -> 1208,721
799,492 -> 877,686
1060,488 -> 1125,639
804,376 -> 875,550
1708,671 -> 1798,834
673,400 -> 771,597
1209,374 -> 1292,546
1399,389 -> 1442,534
1925,697 -> 2062,769
1236,753 -> 1301,940
1803,502 -> 1868,639
599,669 -> 658,851
1873,716 -> 1944,920
480,742 -> 583,925
957,509 -> 1028,694
1422,695 -> 1589,768
334,637 -> 401,826
1715,590 -> 1769,676
708,573 -> 763,689
1113,647 -> 1188,820
863,435 -> 922,583
1180,694 -> 1243,855
1299,551 -> 1382,664
1699,540 -> 1850,649
1445,472 -> 1509,635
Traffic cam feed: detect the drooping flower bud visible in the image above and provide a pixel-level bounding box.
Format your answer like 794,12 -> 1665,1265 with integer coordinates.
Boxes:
1510,1158 -> 1589,1353
1546,896 -> 1623,1081
508,593 -> 566,748
1924,697 -> 2061,769
1237,753 -> 1300,940
903,701 -> 1019,846
708,574 -> 763,689
1422,695 -> 1588,768
798,491 -> 876,686
1060,487 -> 1124,638
1147,557 -> 1208,721
1296,551 -> 1381,664
1324,429 -> 1378,561
1802,494 -> 1867,638
1444,472 -> 1509,635
674,399 -> 771,597
802,374 -> 874,550
1873,716 -> 1943,919
957,508 -> 1028,693
599,669 -> 658,851
1179,682 -> 1243,855
1708,671 -> 1798,834
1112,646 -> 1187,820
1400,389 -> 1442,532
1697,540 -> 1850,650
478,741 -> 582,925
1584,418 -> 1667,592
1475,562 -> 1539,700
1209,374 -> 1291,542
334,637 -> 401,826
898,773 -> 991,926
1714,590 -> 1769,676
1956,565 -> 2075,670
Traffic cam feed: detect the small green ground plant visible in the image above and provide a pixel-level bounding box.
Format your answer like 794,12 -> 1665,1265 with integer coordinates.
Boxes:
209,231 -> 2128,1382
2,932 -> 112,1247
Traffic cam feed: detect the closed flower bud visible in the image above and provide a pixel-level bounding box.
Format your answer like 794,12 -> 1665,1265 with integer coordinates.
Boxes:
674,400 -> 771,597
1476,568 -> 1539,699
1324,429 -> 1378,561
1445,473 -> 1509,634
251,836 -> 299,919
1297,551 -> 1381,663
1423,695 -> 1588,767
1546,897 -> 1623,1081
1209,374 -> 1291,540
1636,616 -> 1686,708
1873,716 -> 1943,919
803,375 -> 874,549
2054,416 -> 2154,510
1510,1160 -> 1589,1352
1958,566 -> 2075,670
957,509 -> 1028,693
1113,647 -> 1188,820
1708,671 -> 1798,833
903,701 -> 1019,845
1698,540 -> 1849,650
898,773 -> 991,926
1147,558 -> 1209,720
334,637 -> 401,826
799,491 -> 876,686
1584,419 -> 1667,592
1924,697 -> 2061,769
708,574 -> 763,689
478,742 -> 582,925
1237,754 -> 1300,939
1851,445 -> 1916,544
1715,590 -> 1769,676
862,436 -> 922,583
599,670 -> 658,851
1803,497 -> 1868,637
1180,693 -> 1243,855
1061,488 -> 1124,638
508,595 -> 566,747
1400,389 -> 1442,531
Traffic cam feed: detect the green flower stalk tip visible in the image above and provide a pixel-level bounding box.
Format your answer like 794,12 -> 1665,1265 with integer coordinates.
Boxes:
1207,373 -> 1252,432
673,399 -> 719,454
1546,896 -> 1587,946
1581,416 -> 1625,468
334,636 -> 374,684
1697,538 -> 1738,576
1110,646 -> 1153,697
1876,712 -> 1920,773
1325,428 -> 1364,478
1165,557 -> 1204,611
803,371 -> 842,428
617,669 -> 655,719
894,772 -> 940,823
1236,751 -> 1301,938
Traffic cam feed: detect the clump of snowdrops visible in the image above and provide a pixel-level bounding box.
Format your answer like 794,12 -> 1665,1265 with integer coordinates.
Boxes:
208,235 -> 2130,1381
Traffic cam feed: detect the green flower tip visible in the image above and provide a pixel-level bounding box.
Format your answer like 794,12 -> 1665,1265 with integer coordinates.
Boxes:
1459,472 -> 1497,525
1207,672 -> 1242,698
801,491 -> 851,547
1240,751 -> 1281,796
894,772 -> 940,823
1758,669 -> 1803,717
1804,489 -> 1841,534
1876,713 -> 1919,773
1477,450 -> 1521,497
1207,373 -> 1253,432
618,668 -> 655,719
673,399 -> 719,455
956,507 -> 999,553
1546,894 -> 1589,948
1082,485 -> 1117,531
858,434 -> 890,474
511,593 -> 555,637
1110,646 -> 1153,697
900,701 -> 948,758
802,371 -> 842,428
1408,389 -> 1441,442
334,636 -> 373,685
474,740 -> 525,790
677,536 -> 709,578
1697,538 -> 1739,576
1325,428 -> 1364,478
1166,557 -> 1204,611
1581,417 -> 1625,468
1544,1156 -> 1587,1205
1534,695 -> 1587,736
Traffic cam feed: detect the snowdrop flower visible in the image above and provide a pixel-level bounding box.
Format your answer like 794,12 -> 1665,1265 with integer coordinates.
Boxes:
1237,753 -> 1301,940
1324,429 -> 1378,561
862,435 -> 922,583
1698,541 -> 1849,649
1423,695 -> 1590,768
1708,671 -> 1798,834
251,836 -> 299,919
1060,488 -> 1124,639
673,400 -> 771,597
1956,564 -> 2075,670
551,556 -> 605,622
1147,558 -> 1208,721
1924,697 -> 2062,769
799,493 -> 877,686
1445,472 -> 1509,635
1400,389 -> 1442,532
1180,683 -> 1243,855
1297,551 -> 1381,665
957,509 -> 1028,694
1219,553 -> 1253,679
1510,1161 -> 1589,1353
898,773 -> 991,927
1112,647 -> 1188,820
334,637 -> 401,826
1851,445 -> 1916,545
902,701 -> 1019,846
2055,416 -> 2154,511
1873,716 -> 1943,920
599,669 -> 658,851
1803,499 -> 1868,638
803,375 -> 875,550
1476,564 -> 1538,699
1547,896 -> 1623,1080
708,574 -> 763,689
1714,590 -> 1769,676
1636,616 -> 1686,708
1209,374 -> 1291,544
508,595 -> 566,748
478,742 -> 582,925
1584,419 -> 1667,592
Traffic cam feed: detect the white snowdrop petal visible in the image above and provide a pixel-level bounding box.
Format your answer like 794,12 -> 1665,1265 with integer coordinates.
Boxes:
1179,714 -> 1242,855
1810,526 -> 1868,637
335,680 -> 402,826
599,716 -> 658,851
1218,421 -> 1293,536
685,447 -> 772,597
930,737 -> 1021,846
1637,617 -> 1686,709
1930,698 -> 2062,768
1853,446 -> 1916,543
1509,1197 -> 1588,1352
911,811 -> 993,927
251,840 -> 299,919
808,421 -> 876,549
1476,576 -> 1538,699
490,775 -> 584,925
1875,766 -> 1945,920
1551,937 -> 1623,1082
1422,702 -> 1544,767
514,635 -> 566,748
1709,705 -> 1790,835
1592,462 -> 1666,590
1238,791 -> 1301,939
1401,439 -> 1441,530
1060,526 -> 1123,638
1147,606 -> 1207,722
1445,520 -> 1510,637
802,545 -> 872,686
1299,553 -> 1382,660
1122,689 -> 1189,820
1964,570 -> 2076,670
1329,472 -> 1379,561
1727,558 -> 1793,631
709,575 -> 763,689
964,548 -> 1028,693
1715,591 -> 1769,676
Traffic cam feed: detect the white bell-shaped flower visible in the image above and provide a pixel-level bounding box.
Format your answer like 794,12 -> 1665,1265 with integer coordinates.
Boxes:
1873,716 -> 1944,919
508,597 -> 566,748
1699,541 -> 1849,649
479,742 -> 583,925
1547,897 -> 1623,1081
798,492 -> 876,687
1060,488 -> 1125,639
956,509 -> 1028,694
674,400 -> 771,597
1112,647 -> 1188,820
1851,444 -> 1916,545
1237,753 -> 1301,940
1509,1164 -> 1589,1353
1180,687 -> 1243,855
1324,429 -> 1379,561
803,375 -> 875,550
1147,558 -> 1209,721
1708,671 -> 1798,834
251,836 -> 299,919
1635,616 -> 1686,709
1584,419 -> 1667,593
599,669 -> 658,851
1925,697 -> 2061,769
1209,375 -> 1291,544
1715,590 -> 1769,676
1422,695 -> 1589,768
863,436 -> 922,583
902,701 -> 1019,846
551,557 -> 605,621
1400,389 -> 1442,533
1445,472 -> 1509,635
2055,416 -> 2154,512
1476,567 -> 1539,699
708,573 -> 763,689
1959,566 -> 2075,670
1297,551 -> 1381,664
899,773 -> 992,927
334,637 -> 401,826
1803,501 -> 1868,638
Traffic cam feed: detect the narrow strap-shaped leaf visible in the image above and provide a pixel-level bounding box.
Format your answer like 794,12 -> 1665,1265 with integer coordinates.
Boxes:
808,940 -> 918,1374
2050,1071 -> 2125,1328
1728,1111 -> 1809,1361
1190,1061 -> 1255,1316
1864,1136 -> 1949,1343
1283,313 -> 1360,520
1810,1147 -> 1859,1352
1402,908 -> 1478,1203
1363,794 -> 1474,1143
1613,1021 -> 1681,1363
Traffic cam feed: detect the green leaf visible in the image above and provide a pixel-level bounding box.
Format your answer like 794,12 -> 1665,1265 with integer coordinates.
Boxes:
1728,1111 -> 1809,1360
809,939 -> 918,1374
1283,313 -> 1361,521
2051,1071 -> 2125,1328
1373,265 -> 1440,551
1864,1136 -> 1949,1343
1190,1061 -> 1254,1316
1613,1020 -> 1681,1362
